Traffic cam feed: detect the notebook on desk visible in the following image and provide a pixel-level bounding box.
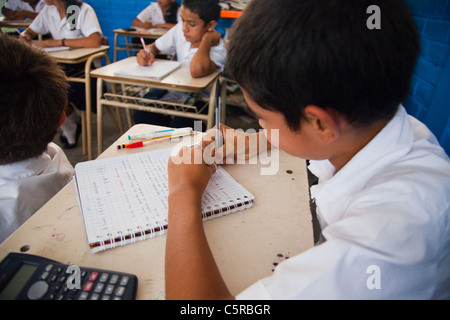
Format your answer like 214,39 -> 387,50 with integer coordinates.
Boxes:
114,60 -> 181,80
73,147 -> 254,253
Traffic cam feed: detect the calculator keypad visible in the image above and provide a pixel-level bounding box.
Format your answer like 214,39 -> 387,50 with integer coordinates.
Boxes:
37,264 -> 133,300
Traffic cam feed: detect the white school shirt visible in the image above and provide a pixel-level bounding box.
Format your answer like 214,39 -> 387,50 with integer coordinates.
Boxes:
136,2 -> 180,25
155,21 -> 227,71
4,0 -> 46,13
29,2 -> 102,39
236,106 -> 450,300
0,143 -> 74,244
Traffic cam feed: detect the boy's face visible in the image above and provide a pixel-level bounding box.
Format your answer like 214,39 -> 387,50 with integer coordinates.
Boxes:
243,90 -> 320,160
180,5 -> 214,46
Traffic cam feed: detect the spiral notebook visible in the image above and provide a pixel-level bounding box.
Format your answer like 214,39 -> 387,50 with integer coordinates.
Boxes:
74,148 -> 254,253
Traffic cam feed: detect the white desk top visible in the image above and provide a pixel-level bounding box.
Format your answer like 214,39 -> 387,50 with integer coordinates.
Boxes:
91,57 -> 219,91
47,45 -> 110,63
0,124 -> 313,299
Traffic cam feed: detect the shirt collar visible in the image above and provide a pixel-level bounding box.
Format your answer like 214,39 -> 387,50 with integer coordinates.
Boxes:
309,105 -> 414,225
0,152 -> 51,182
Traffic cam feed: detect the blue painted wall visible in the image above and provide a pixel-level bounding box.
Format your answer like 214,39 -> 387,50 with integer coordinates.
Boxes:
404,0 -> 450,155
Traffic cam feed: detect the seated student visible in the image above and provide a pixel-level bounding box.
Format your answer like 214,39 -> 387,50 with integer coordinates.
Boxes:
132,0 -> 180,30
0,35 -> 74,244
1,0 -> 46,20
165,0 -> 450,299
134,0 -> 226,129
19,0 -> 103,148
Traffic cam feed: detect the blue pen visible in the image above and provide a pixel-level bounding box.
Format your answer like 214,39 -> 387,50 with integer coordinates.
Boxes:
128,128 -> 192,140
215,79 -> 222,151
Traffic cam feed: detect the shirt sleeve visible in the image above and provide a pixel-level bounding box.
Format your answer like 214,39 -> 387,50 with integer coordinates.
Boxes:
29,7 -> 50,35
136,4 -> 152,22
209,40 -> 227,71
4,0 -> 19,10
76,4 -> 103,37
154,21 -> 180,55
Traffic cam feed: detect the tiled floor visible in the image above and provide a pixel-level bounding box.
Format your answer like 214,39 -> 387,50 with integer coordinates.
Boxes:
53,102 -> 261,167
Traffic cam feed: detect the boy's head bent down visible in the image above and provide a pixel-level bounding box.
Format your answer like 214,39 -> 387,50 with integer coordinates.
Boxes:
0,35 -> 69,165
227,0 -> 419,135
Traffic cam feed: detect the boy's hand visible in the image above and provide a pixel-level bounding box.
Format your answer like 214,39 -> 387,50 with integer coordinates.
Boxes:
136,48 -> 155,66
201,30 -> 221,47
168,145 -> 216,199
202,124 -> 256,164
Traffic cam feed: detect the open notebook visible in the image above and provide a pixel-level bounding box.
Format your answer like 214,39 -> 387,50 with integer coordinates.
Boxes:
74,148 -> 254,253
114,60 -> 181,80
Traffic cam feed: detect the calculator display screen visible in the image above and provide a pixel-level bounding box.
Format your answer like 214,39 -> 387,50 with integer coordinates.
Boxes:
0,264 -> 37,300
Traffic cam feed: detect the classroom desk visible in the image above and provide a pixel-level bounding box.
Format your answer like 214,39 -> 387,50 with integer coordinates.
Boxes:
0,17 -> 31,31
0,124 -> 314,300
113,28 -> 167,62
91,56 -> 226,156
48,45 -> 110,161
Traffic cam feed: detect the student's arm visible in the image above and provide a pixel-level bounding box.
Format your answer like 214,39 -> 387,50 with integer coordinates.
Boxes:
33,32 -> 102,48
136,42 -> 160,66
166,145 -> 234,300
152,22 -> 176,29
12,10 -> 39,20
132,17 -> 152,29
1,6 -> 16,19
190,30 -> 222,78
19,27 -> 38,43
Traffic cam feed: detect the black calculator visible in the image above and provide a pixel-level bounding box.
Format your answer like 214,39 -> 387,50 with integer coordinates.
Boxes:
0,252 -> 138,300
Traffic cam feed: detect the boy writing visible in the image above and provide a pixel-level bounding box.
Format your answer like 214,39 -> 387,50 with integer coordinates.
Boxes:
165,0 -> 450,299
134,0 -> 226,127
0,35 -> 74,243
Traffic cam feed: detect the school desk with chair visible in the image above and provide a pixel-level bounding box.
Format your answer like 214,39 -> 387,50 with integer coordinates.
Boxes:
47,45 -> 113,161
90,56 -> 227,156
0,124 -> 314,300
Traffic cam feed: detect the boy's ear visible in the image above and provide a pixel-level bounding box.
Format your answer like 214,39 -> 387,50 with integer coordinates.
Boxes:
58,112 -> 66,128
304,105 -> 340,144
206,20 -> 217,31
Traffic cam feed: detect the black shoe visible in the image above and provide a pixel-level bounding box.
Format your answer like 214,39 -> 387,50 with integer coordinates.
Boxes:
60,122 -> 81,149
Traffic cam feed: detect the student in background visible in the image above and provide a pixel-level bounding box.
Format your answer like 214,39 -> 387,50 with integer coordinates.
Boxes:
0,35 -> 74,244
134,0 -> 226,129
2,0 -> 46,20
19,0 -> 103,148
165,0 -> 450,299
132,0 -> 180,30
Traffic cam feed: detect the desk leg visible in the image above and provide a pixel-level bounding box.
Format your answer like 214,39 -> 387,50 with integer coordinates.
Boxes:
97,78 -> 104,156
125,35 -> 131,58
85,66 -> 93,160
207,80 -> 217,129
114,33 -> 118,62
220,77 -> 227,124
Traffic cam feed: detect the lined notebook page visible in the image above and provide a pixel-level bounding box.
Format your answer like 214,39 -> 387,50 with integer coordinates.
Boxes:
74,148 -> 254,252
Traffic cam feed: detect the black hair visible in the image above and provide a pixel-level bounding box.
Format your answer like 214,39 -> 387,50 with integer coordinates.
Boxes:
64,0 -> 82,9
165,1 -> 180,24
227,0 -> 420,131
182,0 -> 221,24
0,35 -> 68,164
